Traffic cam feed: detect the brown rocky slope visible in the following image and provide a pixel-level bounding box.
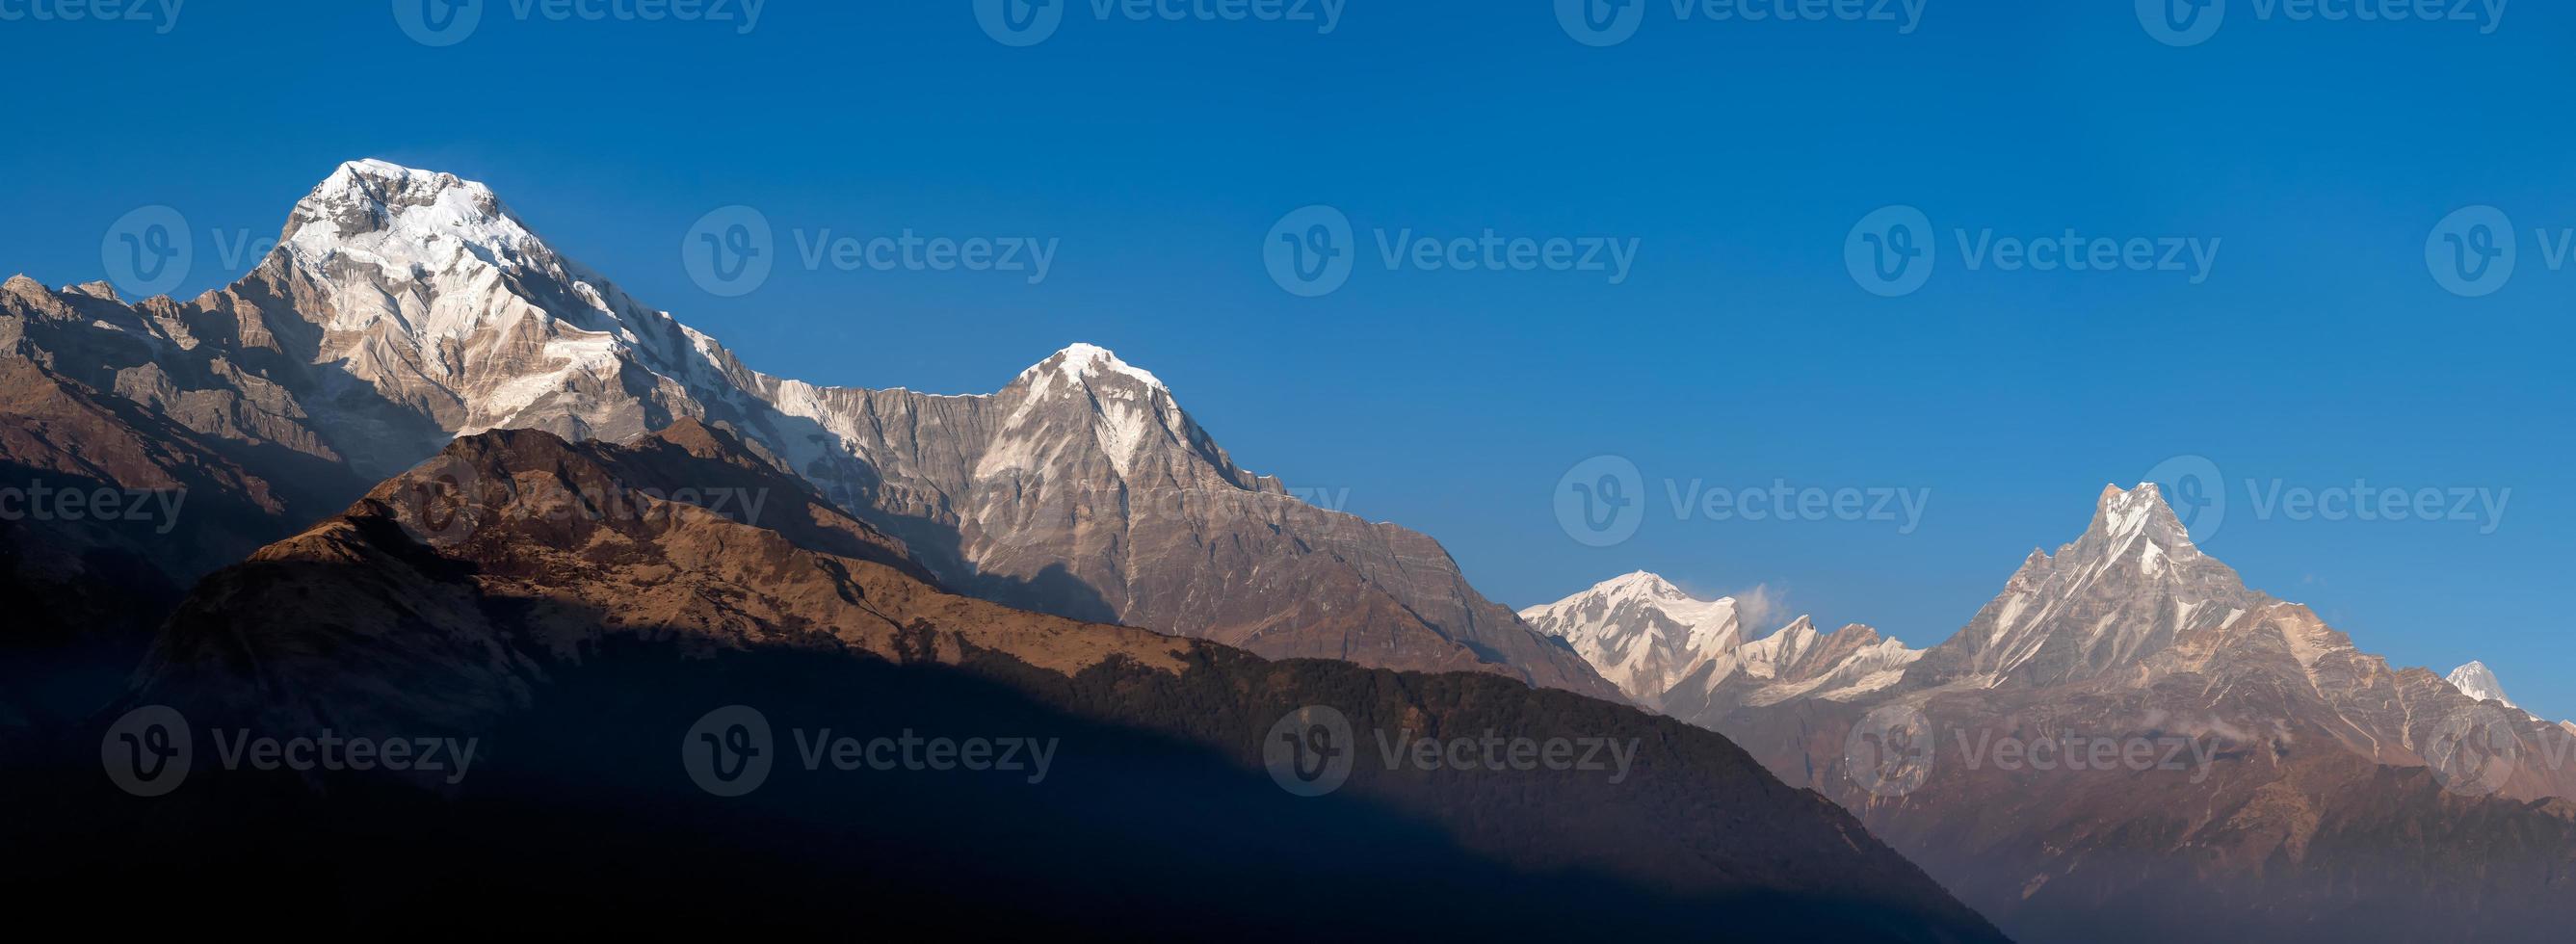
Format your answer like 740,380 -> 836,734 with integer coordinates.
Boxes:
8,422 -> 2006,940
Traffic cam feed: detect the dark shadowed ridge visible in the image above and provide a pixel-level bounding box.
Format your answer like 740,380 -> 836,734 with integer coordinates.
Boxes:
3,424 -> 2006,942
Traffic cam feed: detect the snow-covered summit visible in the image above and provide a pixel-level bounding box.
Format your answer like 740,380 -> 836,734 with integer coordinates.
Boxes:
283,159 -> 540,275
1520,571 -> 1745,704
1016,343 -> 1170,393
2446,661 -> 2517,709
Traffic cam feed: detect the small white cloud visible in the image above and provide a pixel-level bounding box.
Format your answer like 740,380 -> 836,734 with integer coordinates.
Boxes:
1727,583 -> 1788,634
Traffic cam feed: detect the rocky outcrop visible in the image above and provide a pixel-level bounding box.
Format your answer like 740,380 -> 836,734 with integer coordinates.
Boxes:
58,425 -> 2004,941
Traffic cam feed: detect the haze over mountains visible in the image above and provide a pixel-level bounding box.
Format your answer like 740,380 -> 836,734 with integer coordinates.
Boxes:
1541,484 -> 2576,942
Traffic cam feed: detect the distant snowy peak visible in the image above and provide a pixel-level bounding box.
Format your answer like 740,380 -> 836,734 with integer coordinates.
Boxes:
981,343 -> 1228,484
2446,661 -> 2517,708
1695,616 -> 1924,707
1521,571 -> 1744,704
1908,482 -> 2262,690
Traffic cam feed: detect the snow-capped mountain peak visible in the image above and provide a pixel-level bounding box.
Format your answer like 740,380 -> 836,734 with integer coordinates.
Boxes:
1017,342 -> 1169,394
2093,482 -> 2200,555
1906,482 -> 2261,690
1520,571 -> 1742,703
283,159 -> 541,275
2446,661 -> 2517,708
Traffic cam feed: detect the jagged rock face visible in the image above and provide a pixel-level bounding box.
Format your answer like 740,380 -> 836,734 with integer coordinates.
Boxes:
1688,484 -> 2576,943
1518,571 -> 1743,704
775,345 -> 1616,696
1525,572 -> 1922,718
1673,617 -> 1925,714
0,356 -> 303,722
2,159 -> 1613,699
1906,484 -> 2266,691
103,426 -> 2004,943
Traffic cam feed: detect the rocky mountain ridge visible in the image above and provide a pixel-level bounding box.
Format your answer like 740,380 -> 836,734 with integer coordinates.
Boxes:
1,159 -> 1612,698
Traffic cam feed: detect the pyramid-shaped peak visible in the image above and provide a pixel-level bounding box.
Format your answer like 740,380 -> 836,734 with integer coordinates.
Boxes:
281,158 -> 542,275
2091,482 -> 2193,544
2446,661 -> 2515,708
1019,343 -> 1170,392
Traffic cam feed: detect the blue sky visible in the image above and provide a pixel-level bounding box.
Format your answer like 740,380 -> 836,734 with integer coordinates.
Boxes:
3,2 -> 2569,717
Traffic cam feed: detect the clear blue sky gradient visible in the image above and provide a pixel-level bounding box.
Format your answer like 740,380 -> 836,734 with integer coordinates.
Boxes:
3,3 -> 2569,717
